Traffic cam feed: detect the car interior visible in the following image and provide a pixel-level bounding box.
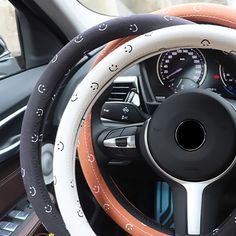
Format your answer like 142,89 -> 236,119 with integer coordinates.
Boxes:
1,1 -> 236,236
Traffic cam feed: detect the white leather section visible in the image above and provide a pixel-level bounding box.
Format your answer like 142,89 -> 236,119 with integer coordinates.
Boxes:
53,24 -> 236,236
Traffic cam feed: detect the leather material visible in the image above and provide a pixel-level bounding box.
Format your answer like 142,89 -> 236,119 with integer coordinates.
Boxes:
94,3 -> 236,64
77,3 -> 236,236
19,3 -> 236,235
54,23 -> 236,236
20,14 -> 192,236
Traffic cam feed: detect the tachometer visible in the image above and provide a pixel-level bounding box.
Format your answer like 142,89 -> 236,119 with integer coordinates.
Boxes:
157,48 -> 206,92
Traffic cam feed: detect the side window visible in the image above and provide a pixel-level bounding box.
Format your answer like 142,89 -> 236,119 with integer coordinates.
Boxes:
0,0 -> 22,79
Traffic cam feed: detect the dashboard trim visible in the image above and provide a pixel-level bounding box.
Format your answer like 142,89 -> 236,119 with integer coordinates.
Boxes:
0,106 -> 26,158
0,141 -> 20,156
0,106 -> 27,128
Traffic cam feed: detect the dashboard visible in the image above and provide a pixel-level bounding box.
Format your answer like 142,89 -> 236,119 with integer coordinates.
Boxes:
142,48 -> 236,104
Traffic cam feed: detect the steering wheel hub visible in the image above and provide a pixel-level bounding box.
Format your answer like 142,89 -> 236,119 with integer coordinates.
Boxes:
145,89 -> 236,181
175,119 -> 206,151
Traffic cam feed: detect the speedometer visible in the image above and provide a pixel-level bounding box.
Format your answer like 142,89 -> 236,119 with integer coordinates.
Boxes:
157,48 -> 206,93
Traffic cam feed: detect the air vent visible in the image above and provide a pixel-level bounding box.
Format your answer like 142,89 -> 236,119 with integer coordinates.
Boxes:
108,76 -> 137,102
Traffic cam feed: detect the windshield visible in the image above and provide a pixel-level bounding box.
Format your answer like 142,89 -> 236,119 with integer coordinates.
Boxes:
79,0 -> 233,16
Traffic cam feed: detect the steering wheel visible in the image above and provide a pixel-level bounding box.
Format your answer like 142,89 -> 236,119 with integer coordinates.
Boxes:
54,24 -> 236,236
20,14 -> 192,236
19,3 -> 236,236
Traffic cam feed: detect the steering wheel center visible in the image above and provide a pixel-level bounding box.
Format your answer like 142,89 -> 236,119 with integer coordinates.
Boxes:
143,89 -> 236,182
175,119 -> 206,152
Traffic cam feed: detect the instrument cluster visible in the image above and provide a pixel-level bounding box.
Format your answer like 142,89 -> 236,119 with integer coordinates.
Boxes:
142,48 -> 236,102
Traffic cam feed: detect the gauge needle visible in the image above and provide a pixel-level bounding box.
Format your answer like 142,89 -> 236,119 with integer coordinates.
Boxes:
166,67 -> 183,80
176,79 -> 183,88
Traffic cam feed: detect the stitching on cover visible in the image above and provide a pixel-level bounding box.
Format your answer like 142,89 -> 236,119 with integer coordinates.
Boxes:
82,119 -> 155,236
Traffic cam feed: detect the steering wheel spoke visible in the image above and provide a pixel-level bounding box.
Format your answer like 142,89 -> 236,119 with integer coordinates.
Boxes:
184,182 -> 207,235
171,181 -> 223,235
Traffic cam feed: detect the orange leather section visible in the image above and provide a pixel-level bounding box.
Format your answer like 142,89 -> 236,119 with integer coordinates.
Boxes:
94,3 -> 236,64
78,3 -> 236,235
78,116 -> 166,236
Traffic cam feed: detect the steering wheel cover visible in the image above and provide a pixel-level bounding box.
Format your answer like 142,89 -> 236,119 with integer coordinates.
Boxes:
95,3 -> 236,65
20,3 -> 236,235
160,3 -> 236,28
77,3 -> 236,236
55,24 -> 236,236
20,14 -> 192,235
88,0 -> 236,183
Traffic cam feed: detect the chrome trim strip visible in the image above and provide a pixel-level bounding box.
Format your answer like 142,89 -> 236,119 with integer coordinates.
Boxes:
114,76 -> 138,93
103,135 -> 136,148
183,182 -> 207,235
144,119 -> 236,235
114,76 -> 137,84
0,106 -> 26,156
0,106 -> 27,128
0,140 -> 20,156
